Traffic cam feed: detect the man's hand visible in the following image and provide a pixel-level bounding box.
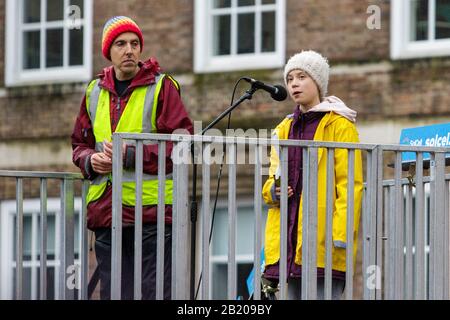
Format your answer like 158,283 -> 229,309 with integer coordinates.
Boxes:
103,141 -> 126,161
91,152 -> 112,174
275,186 -> 294,198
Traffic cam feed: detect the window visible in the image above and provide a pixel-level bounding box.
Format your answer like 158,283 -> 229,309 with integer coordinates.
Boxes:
391,0 -> 450,59
194,0 -> 286,73
0,198 -> 82,299
5,0 -> 93,86
210,203 -> 267,300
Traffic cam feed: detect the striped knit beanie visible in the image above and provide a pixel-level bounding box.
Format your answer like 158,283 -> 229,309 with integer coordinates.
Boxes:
102,16 -> 144,60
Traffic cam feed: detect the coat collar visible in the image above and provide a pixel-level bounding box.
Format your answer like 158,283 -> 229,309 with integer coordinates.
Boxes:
96,57 -> 162,95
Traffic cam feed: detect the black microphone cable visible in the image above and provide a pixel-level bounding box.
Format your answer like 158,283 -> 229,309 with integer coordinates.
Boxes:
194,77 -> 249,300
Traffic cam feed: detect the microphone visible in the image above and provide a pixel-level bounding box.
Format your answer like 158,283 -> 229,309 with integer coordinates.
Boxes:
243,77 -> 288,101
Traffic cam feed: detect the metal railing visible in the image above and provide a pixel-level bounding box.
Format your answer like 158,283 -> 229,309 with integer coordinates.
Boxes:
110,133 -> 450,300
0,171 -> 89,300
2,133 -> 450,300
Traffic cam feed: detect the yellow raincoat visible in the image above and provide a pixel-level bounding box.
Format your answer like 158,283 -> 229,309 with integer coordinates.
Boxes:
262,111 -> 363,272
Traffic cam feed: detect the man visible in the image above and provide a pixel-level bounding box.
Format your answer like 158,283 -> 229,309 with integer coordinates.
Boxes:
71,16 -> 193,300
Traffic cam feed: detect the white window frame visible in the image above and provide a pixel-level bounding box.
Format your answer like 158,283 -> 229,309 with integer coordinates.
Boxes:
207,200 -> 267,299
0,198 -> 82,300
5,0 -> 93,87
391,0 -> 450,59
194,0 -> 286,73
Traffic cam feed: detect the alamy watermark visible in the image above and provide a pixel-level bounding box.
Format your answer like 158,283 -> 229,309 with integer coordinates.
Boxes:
66,264 -> 81,290
171,121 -> 281,175
366,265 -> 382,290
366,5 -> 381,30
66,5 -> 82,30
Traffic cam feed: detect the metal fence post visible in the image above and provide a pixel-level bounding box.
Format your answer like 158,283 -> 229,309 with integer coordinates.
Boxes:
111,134 -> 124,300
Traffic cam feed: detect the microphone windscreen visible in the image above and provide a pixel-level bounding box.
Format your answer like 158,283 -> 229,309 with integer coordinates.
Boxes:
272,85 -> 288,101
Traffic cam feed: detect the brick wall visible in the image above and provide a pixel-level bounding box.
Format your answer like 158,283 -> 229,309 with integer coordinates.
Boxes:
286,0 -> 390,63
0,84 -> 85,140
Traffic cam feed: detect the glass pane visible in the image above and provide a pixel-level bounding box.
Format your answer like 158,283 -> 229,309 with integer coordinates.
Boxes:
70,0 -> 84,19
262,11 -> 275,52
436,0 -> 450,39
24,0 -> 41,23
238,0 -> 255,6
213,15 -> 231,55
213,0 -> 231,8
262,0 -> 276,4
23,31 -> 40,69
70,27 -> 84,65
46,29 -> 63,67
23,216 -> 33,256
411,0 -> 428,41
47,0 -> 64,21
12,263 -> 56,300
38,214 -> 57,256
237,13 -> 255,54
212,263 -> 254,300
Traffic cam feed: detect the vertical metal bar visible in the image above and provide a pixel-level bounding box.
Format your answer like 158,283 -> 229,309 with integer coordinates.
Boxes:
370,149 -> 383,300
374,147 -> 383,300
301,148 -> 310,300
111,134 -> 124,300
387,185 -> 396,300
171,142 -> 179,300
364,149 -> 377,300
361,186 -> 368,298
15,178 -> 24,300
405,183 -> 413,300
201,142 -> 211,300
134,140 -> 143,300
171,140 -> 190,299
444,179 -> 450,300
362,161 -> 369,301
428,154 -> 436,299
54,203 -> 61,299
39,178 -> 48,300
345,149 -> 355,300
227,142 -> 237,300
253,144 -> 263,300
324,148 -> 334,300
60,178 -> 75,300
156,141 -> 167,300
80,180 -> 89,300
433,152 -> 445,299
383,185 -> 390,299
415,152 -> 425,300
58,180 -> 65,300
279,146 -> 289,300
394,151 -> 404,300
307,147 -> 318,300
31,211 -> 38,300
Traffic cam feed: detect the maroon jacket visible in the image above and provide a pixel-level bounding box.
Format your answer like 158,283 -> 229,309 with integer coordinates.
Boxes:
71,58 -> 193,230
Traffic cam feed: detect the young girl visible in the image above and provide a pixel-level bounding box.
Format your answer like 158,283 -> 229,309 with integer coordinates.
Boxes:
262,50 -> 363,300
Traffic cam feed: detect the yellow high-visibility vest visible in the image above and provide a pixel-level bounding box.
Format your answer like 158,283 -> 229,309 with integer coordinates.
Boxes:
85,73 -> 179,206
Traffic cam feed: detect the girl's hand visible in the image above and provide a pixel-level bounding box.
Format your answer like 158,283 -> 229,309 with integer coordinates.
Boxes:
275,186 -> 294,198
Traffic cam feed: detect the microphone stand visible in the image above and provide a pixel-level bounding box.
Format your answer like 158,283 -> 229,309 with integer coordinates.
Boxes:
189,84 -> 258,299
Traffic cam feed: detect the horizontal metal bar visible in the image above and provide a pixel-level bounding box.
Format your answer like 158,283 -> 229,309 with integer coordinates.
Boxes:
382,173 -> 450,187
0,170 -> 83,179
114,133 -> 450,153
113,133 -> 378,151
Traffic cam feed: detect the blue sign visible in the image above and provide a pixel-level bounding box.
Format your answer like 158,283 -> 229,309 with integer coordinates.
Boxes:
246,248 -> 265,298
399,122 -> 450,163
